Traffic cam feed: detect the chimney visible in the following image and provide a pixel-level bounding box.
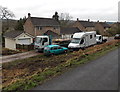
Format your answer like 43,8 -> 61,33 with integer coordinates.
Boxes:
77,18 -> 79,21
88,19 -> 90,22
28,13 -> 31,18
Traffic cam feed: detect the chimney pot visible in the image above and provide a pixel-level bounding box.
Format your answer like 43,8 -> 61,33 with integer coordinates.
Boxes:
28,13 -> 31,18
77,18 -> 79,21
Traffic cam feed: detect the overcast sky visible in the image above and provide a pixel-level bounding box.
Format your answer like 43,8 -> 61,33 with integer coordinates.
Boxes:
0,0 -> 120,22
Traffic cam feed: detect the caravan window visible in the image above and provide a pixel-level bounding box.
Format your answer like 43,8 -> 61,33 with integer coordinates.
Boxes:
90,35 -> 92,39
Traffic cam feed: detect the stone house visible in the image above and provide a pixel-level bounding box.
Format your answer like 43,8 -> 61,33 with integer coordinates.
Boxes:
72,19 -> 95,32
24,13 -> 60,38
95,22 -> 111,35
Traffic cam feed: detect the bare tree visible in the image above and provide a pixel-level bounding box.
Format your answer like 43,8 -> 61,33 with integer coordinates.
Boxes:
0,6 -> 15,20
59,13 -> 73,27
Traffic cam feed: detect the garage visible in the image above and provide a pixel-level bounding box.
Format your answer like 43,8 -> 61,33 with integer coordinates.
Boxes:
4,31 -> 34,50
18,38 -> 31,45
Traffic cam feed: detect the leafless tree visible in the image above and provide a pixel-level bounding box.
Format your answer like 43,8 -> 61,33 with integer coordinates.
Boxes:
59,13 -> 73,27
0,6 -> 15,20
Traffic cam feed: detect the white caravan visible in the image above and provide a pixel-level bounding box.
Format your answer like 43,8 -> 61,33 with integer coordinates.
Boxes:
68,31 -> 97,49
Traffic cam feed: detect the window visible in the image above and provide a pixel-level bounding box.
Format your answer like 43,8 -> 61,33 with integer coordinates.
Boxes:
57,46 -> 62,49
36,26 -> 42,30
90,35 -> 92,39
71,38 -> 80,43
39,27 -> 42,30
94,34 -> 96,37
99,36 -> 102,40
80,38 -> 84,44
35,37 -> 42,44
43,38 -> 48,43
51,47 -> 58,50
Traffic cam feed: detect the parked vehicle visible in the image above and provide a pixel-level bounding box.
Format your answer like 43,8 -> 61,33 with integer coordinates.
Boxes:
96,35 -> 103,44
34,35 -> 52,52
114,34 -> 120,39
34,35 -> 70,52
68,31 -> 96,49
44,45 -> 68,56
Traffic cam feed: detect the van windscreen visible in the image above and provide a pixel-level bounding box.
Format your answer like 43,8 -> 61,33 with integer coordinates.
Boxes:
71,38 -> 80,43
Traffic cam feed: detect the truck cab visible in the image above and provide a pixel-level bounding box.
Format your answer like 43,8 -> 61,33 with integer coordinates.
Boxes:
34,36 -> 50,52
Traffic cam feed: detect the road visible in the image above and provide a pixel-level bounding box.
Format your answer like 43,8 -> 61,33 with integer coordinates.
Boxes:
33,48 -> 119,90
0,51 -> 40,63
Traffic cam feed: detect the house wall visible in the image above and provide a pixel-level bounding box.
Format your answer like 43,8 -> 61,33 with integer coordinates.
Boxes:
85,27 -> 96,31
35,26 -> 60,36
73,21 -> 85,31
5,38 -> 16,50
95,23 -> 107,35
24,18 -> 60,37
24,18 -> 35,36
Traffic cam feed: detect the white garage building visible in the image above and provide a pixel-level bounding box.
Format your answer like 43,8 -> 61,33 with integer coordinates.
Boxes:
4,31 -> 34,50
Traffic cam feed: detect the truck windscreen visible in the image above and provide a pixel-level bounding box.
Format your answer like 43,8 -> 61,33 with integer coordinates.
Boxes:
35,37 -> 42,44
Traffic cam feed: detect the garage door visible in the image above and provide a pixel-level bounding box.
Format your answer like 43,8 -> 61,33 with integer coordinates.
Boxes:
18,38 -> 31,45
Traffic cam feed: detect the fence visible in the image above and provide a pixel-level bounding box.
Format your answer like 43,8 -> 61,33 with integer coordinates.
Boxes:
16,44 -> 34,51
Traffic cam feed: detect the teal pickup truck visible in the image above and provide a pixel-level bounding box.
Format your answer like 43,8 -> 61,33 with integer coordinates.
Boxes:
44,45 -> 68,56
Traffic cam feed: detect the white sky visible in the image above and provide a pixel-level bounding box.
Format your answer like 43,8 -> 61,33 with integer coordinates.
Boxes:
0,0 -> 120,22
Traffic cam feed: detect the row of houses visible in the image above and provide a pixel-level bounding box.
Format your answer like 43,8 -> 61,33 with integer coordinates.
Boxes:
4,13 -> 114,50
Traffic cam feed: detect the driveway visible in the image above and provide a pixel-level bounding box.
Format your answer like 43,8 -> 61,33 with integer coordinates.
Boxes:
1,51 -> 40,63
33,48 -> 119,90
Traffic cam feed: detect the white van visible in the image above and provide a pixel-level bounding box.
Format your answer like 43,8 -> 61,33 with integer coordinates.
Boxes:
96,35 -> 103,44
68,31 -> 96,49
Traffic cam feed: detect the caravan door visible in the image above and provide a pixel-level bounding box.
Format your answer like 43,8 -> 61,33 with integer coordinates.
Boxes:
79,37 -> 85,48
84,35 -> 89,47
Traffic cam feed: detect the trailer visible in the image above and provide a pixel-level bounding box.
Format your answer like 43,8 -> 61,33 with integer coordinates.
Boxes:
68,31 -> 97,49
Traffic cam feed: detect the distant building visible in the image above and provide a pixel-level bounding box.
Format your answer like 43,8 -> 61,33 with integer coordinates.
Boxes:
24,13 -> 60,37
72,18 -> 95,31
95,21 -> 111,35
60,27 -> 82,39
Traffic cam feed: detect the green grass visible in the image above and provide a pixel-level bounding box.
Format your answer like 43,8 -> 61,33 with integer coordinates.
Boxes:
2,41 -> 120,91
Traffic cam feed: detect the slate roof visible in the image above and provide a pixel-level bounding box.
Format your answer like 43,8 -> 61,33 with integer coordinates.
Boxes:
44,30 -> 60,38
78,21 -> 95,27
31,17 -> 60,27
4,30 -> 24,38
61,27 -> 82,34
99,22 -> 111,28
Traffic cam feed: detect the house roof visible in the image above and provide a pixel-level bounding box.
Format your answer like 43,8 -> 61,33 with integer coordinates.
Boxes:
78,21 -> 95,27
4,30 -> 34,38
44,30 -> 60,38
61,27 -> 82,34
4,30 -> 24,38
99,22 -> 111,28
30,17 -> 60,27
